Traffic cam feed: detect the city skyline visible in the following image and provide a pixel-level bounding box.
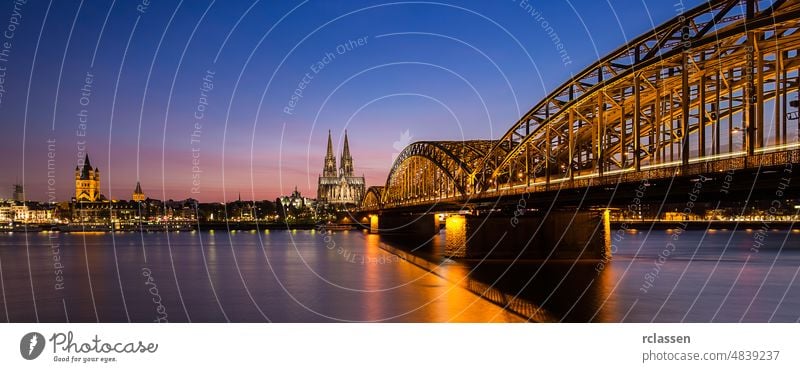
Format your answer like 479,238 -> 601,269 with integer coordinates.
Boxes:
2,145 -> 360,204
0,1 -> 702,202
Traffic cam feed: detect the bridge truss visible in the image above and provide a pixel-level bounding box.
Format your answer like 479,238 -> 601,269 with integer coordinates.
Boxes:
363,0 -> 800,211
381,141 -> 495,208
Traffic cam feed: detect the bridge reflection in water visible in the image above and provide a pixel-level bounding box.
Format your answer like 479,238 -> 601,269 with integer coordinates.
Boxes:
371,228 -> 800,322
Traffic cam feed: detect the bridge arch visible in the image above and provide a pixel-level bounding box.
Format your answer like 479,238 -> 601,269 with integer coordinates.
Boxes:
471,0 -> 800,192
380,141 -> 495,207
361,186 -> 384,210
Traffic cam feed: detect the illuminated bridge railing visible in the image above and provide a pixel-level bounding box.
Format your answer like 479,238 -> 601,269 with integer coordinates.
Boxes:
480,147 -> 800,198
360,147 -> 800,211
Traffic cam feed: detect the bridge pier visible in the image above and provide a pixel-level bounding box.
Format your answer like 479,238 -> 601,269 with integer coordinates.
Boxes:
369,214 -> 379,233
369,213 -> 439,237
445,210 -> 610,260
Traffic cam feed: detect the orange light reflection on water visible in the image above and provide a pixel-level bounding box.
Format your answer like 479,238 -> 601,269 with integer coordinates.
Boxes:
362,234 -> 524,322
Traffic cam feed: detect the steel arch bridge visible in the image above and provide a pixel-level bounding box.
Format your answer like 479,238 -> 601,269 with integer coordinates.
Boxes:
380,141 -> 496,209
362,0 -> 800,212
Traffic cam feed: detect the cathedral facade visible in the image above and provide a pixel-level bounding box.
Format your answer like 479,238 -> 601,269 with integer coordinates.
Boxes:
317,131 -> 365,208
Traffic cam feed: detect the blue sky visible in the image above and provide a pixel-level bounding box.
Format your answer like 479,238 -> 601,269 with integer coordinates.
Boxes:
0,0 -> 704,201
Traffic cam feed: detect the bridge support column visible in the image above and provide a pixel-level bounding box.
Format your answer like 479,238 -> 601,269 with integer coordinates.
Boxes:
445,210 -> 610,260
369,214 -> 379,234
374,213 -> 438,238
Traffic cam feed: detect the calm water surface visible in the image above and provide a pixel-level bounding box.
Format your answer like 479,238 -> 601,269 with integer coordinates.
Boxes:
0,228 -> 798,322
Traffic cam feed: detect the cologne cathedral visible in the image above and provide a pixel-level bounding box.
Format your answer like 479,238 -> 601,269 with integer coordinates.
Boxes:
317,130 -> 365,208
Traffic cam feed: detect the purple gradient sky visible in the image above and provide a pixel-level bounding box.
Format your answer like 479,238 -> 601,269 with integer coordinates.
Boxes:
0,0 -> 701,202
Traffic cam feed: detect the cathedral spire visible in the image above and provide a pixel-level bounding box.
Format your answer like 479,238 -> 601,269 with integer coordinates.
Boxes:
323,130 -> 337,177
326,130 -> 335,158
342,130 -> 351,160
340,130 -> 354,177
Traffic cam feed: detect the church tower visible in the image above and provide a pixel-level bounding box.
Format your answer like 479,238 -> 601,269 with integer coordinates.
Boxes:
132,181 -> 145,202
323,130 -> 337,177
339,130 -> 354,177
317,130 -> 365,208
75,154 -> 100,202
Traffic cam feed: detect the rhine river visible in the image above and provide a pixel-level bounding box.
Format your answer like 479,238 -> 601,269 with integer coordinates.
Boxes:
0,228 -> 798,322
